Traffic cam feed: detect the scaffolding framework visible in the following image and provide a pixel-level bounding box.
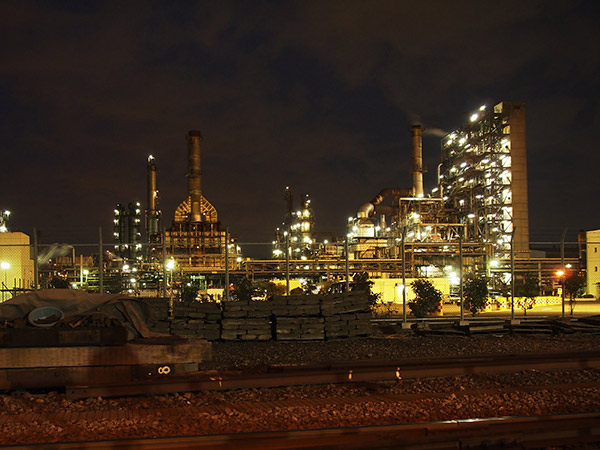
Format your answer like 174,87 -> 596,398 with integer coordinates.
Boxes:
439,102 -> 529,260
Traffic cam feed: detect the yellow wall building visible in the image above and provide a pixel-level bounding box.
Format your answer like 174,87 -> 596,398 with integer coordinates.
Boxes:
0,232 -> 35,301
587,229 -> 600,299
372,277 -> 450,304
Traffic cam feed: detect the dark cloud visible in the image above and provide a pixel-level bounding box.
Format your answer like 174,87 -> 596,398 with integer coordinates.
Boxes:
0,0 -> 599,252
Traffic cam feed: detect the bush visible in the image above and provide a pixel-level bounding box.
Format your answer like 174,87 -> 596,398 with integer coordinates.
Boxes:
232,277 -> 255,302
515,272 -> 539,316
409,279 -> 442,318
181,281 -> 199,302
463,276 -> 489,316
352,272 -> 381,309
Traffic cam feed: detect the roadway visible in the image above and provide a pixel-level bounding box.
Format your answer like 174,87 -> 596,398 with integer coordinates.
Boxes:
444,298 -> 600,319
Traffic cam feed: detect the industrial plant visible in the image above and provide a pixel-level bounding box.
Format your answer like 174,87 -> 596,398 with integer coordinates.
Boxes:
1,101 -> 596,302
343,102 -> 532,291
110,130 -> 242,296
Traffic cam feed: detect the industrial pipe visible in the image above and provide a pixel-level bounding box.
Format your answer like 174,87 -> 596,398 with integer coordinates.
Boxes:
409,125 -> 424,198
146,155 -> 160,238
357,188 -> 412,219
187,130 -> 203,222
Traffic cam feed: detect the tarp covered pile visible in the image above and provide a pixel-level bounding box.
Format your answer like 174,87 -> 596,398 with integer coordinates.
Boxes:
0,289 -> 162,339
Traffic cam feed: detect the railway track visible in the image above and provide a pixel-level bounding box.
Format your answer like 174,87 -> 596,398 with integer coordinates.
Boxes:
66,350 -> 600,398
4,412 -> 600,449
3,351 -> 600,448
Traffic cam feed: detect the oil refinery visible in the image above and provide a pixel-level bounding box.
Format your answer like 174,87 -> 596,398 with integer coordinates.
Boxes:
0,101 -> 595,302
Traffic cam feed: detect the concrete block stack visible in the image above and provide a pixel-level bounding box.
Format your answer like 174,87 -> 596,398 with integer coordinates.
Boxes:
141,298 -> 171,334
171,301 -> 221,340
272,295 -> 324,340
141,292 -> 371,341
274,316 -> 325,340
321,292 -> 372,339
220,301 -> 272,340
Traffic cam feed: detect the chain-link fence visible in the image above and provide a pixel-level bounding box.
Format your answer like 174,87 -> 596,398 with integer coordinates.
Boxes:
1,233 -> 596,320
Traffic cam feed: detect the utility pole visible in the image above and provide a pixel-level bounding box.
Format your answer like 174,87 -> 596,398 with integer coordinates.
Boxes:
285,232 -> 290,296
162,228 -> 167,298
510,227 -> 516,321
225,228 -> 230,301
345,237 -> 350,292
401,226 -> 407,324
459,231 -> 464,322
98,227 -> 103,294
32,228 -> 38,291
561,228 -> 567,319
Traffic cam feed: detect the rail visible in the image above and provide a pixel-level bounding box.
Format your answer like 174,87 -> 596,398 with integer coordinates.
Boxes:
66,350 -> 600,399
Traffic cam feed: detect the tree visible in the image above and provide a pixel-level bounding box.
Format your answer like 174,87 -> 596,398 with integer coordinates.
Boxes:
255,280 -> 285,299
463,275 -> 489,316
49,275 -> 70,289
351,272 -> 381,309
564,272 -> 585,316
515,272 -> 539,316
232,277 -> 255,302
181,281 -> 200,302
409,279 -> 442,318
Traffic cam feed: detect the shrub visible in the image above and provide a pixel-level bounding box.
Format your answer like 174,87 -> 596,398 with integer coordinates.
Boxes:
409,279 -> 442,318
463,275 -> 489,316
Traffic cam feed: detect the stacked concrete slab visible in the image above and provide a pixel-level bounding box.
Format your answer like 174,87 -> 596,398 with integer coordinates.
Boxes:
271,292 -> 371,340
272,295 -> 324,340
171,301 -> 221,340
221,300 -> 272,340
143,298 -> 171,334
141,291 -> 371,341
321,292 -> 372,339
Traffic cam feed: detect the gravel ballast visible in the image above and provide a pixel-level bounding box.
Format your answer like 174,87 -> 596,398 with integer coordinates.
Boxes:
1,334 -> 600,446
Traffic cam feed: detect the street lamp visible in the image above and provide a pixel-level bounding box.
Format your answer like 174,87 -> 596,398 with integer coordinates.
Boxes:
556,269 -> 566,318
166,258 -> 175,299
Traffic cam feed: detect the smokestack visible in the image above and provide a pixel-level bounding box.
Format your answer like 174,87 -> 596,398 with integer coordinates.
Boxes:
285,186 -> 293,223
146,155 -> 160,239
409,124 -> 424,198
187,130 -> 203,222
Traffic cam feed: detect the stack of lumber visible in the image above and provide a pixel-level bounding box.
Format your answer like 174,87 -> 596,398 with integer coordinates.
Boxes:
0,340 -> 211,390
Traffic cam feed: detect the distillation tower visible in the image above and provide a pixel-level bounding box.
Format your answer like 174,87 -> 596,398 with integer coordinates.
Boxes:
438,102 -> 529,259
272,187 -> 319,260
346,102 -> 530,279
163,131 -> 241,272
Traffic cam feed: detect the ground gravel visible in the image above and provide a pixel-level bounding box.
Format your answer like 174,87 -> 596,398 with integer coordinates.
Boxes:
200,334 -> 600,372
1,334 -> 600,446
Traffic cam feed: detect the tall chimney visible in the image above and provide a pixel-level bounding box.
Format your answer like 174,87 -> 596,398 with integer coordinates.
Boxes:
146,155 -> 160,239
409,124 -> 424,198
187,130 -> 203,222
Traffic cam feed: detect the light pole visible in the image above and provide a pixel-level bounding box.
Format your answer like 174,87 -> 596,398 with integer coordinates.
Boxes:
1,261 -> 10,302
166,258 -> 175,299
225,228 -> 230,301
510,227 -> 516,322
560,228 -> 567,319
401,226 -> 406,324
556,269 -> 565,318
285,232 -> 290,296
459,232 -> 464,321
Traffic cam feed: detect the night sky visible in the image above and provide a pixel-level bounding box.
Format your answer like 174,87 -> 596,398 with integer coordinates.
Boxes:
1,1 -> 599,256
